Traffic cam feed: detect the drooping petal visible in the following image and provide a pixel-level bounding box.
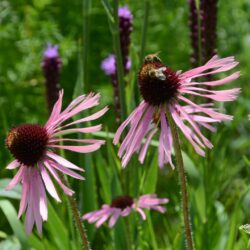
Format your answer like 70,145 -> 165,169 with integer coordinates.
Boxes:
46,152 -> 84,172
18,170 -> 29,218
50,162 -> 85,180
108,210 -> 121,227
139,128 -> 158,164
39,163 -> 61,202
45,161 -> 74,196
113,101 -> 148,145
96,213 -> 112,228
136,207 -> 146,220
159,106 -> 174,168
121,105 -> 154,167
5,166 -> 25,190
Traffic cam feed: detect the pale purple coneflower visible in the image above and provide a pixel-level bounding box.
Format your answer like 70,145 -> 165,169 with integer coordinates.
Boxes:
82,194 -> 169,228
5,90 -> 108,234
113,54 -> 240,168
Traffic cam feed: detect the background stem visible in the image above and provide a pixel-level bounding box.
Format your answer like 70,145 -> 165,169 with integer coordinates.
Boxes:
112,0 -> 127,121
165,105 -> 194,250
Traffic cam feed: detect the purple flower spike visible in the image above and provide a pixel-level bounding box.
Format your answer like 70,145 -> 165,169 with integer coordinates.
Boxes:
101,6 -> 133,124
43,44 -> 59,59
188,0 -> 218,68
118,6 -> 133,20
42,43 -> 62,112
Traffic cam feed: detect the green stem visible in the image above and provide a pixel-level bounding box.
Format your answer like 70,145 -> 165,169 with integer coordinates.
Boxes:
139,0 -> 149,64
165,105 -> 194,250
112,0 -> 127,121
134,0 -> 150,105
61,175 -> 91,250
82,0 -> 91,91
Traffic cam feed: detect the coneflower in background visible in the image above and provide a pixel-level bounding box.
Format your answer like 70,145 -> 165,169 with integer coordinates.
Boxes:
83,194 -> 169,228
42,44 -> 62,112
188,0 -> 218,67
101,6 -> 133,124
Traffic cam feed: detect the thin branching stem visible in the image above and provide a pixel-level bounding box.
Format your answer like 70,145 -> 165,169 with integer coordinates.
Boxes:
165,105 -> 194,250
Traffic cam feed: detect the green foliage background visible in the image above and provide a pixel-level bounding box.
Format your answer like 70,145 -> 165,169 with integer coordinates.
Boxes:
1,0 -> 250,249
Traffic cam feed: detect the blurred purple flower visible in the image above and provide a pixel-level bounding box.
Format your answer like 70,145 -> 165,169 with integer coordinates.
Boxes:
101,54 -> 131,76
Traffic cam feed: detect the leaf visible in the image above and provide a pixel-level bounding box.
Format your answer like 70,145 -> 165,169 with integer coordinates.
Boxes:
0,178 -> 21,199
0,200 -> 29,249
95,152 -> 111,203
194,184 -> 206,223
101,0 -> 114,23
142,151 -> 158,194
0,236 -> 21,250
182,151 -> 200,186
46,202 -> 70,250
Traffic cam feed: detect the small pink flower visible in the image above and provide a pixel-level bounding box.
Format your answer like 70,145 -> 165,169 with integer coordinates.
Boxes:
114,55 -> 240,167
82,194 -> 169,228
5,90 -> 108,234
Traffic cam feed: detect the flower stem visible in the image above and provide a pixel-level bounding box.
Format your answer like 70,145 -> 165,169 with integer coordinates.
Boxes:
112,0 -> 127,122
165,105 -> 194,250
61,175 -> 91,250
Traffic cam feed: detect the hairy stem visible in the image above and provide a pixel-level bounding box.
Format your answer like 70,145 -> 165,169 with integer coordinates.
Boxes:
165,105 -> 194,250
61,175 -> 91,250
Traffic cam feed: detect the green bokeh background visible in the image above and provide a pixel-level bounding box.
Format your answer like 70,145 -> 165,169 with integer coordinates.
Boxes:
1,0 -> 250,249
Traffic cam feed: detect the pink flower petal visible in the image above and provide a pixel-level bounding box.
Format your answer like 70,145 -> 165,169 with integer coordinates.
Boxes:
108,210 -> 121,227
62,106 -> 109,128
139,128 -> 157,164
121,207 -> 132,216
39,163 -> 61,202
50,162 -> 85,180
5,166 -> 25,190
113,101 -> 147,144
49,143 -> 103,153
18,170 -> 29,218
46,152 -> 83,172
136,207 -> 146,220
96,213 -> 111,228
45,90 -> 64,130
45,161 -> 74,196
6,160 -> 20,170
53,125 -> 102,136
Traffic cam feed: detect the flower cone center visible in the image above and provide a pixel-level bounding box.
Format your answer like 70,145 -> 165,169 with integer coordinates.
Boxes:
6,124 -> 49,166
139,61 -> 181,106
111,195 -> 133,209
